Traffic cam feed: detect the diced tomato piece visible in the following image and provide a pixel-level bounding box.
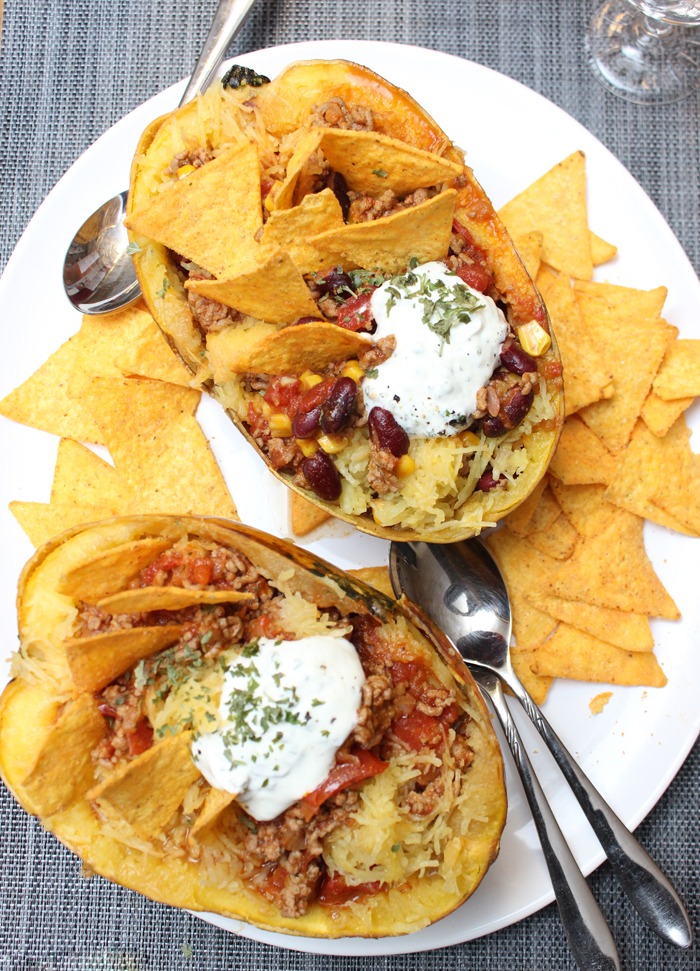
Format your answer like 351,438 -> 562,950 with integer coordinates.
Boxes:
317,872 -> 382,906
454,260 -> 493,294
391,710 -> 443,750
263,377 -> 302,411
301,749 -> 387,814
335,291 -> 375,331
127,719 -> 154,756
189,556 -> 214,586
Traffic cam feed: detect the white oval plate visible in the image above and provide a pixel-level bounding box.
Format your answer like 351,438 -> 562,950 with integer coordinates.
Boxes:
1,39 -> 699,958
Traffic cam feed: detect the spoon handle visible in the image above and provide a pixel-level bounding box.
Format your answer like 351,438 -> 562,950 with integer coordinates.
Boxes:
508,676 -> 693,948
179,0 -> 259,106
478,672 -> 620,971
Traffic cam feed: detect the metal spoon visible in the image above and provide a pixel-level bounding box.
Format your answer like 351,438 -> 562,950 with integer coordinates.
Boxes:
62,0 -> 259,315
389,538 -> 693,951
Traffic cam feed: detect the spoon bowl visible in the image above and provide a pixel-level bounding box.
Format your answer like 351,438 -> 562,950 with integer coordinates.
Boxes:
389,536 -> 693,950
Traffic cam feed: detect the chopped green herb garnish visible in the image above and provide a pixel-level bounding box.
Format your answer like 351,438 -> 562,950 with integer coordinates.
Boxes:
372,168 -> 389,178
156,276 -> 171,299
125,241 -> 141,255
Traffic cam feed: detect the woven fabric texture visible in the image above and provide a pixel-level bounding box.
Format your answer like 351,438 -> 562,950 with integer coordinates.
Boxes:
1,1 -> 698,969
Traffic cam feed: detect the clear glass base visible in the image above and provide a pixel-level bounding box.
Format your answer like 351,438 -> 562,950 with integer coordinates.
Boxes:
586,0 -> 700,104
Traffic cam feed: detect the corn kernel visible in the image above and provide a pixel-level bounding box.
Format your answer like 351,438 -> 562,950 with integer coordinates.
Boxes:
461,430 -> 481,447
396,454 -> 416,477
317,433 -> 348,454
341,360 -> 365,383
176,164 -> 197,179
260,399 -> 273,419
264,182 -> 281,212
269,413 -> 293,437
516,319 -> 551,357
300,370 -> 323,390
296,438 -> 318,457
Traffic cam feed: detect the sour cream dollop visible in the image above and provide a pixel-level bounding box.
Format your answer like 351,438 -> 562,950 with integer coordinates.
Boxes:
191,636 -> 365,821
365,261 -> 508,437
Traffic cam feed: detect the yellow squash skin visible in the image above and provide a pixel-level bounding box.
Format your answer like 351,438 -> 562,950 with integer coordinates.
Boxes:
127,61 -> 564,542
0,515 -> 506,938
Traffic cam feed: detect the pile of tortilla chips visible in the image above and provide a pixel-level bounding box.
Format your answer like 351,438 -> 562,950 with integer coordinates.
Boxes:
0,302 -> 237,547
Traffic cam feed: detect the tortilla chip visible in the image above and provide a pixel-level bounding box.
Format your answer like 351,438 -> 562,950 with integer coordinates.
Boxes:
521,486 -> 562,536
603,417 -> 694,533
641,392 -> 693,437
590,232 -> 617,266
260,190 -> 345,273
536,265 -> 614,415
50,440 -> 131,510
577,319 -> 675,454
103,412 -> 238,520
88,732 -> 201,838
547,510 -> 680,619
265,128 -> 324,211
305,189 -> 457,275
216,321 -> 371,375
513,231 -> 543,280
525,591 -> 654,652
530,625 -> 667,687
510,646 -> 552,705
186,249 -> 320,324
317,128 -> 463,195
290,492 -> 333,536
85,376 -> 200,440
17,693 -> 106,816
9,500 -> 118,549
504,477 -> 547,538
125,141 -> 263,277
498,152 -> 593,281
573,279 -> 668,321
347,566 -> 395,599
548,416 -> 617,485
59,538 -> 173,600
652,339 -> 700,400
96,586 -> 253,614
114,322 -> 194,386
651,440 -> 700,536
64,626 -> 185,693
485,530 -> 560,649
526,513 -> 578,561
206,322 -> 280,383
0,335 -> 104,444
188,788 -> 236,845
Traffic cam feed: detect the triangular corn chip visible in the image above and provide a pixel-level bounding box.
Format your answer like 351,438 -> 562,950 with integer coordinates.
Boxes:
59,537 -> 173,600
305,189 -> 457,275
96,586 -> 253,614
641,392 -> 693,437
317,128 -> 463,195
88,732 -> 201,837
525,591 -> 654,652
548,416 -> 617,485
126,141 -> 263,277
0,335 -> 104,444
652,338 -> 700,400
530,624 -> 666,686
186,250 -> 319,324
188,788 -> 236,846
513,232 -> 543,280
499,152 -> 593,280
264,128 -> 324,211
590,231 -> 617,266
547,510 -> 680,619
573,279 -> 667,321
9,500 -> 119,549
548,481 -> 619,540
64,626 -> 185,693
260,190 -> 344,273
290,491 -> 333,536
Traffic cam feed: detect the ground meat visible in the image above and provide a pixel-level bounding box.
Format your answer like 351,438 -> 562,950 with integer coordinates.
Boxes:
473,369 -> 540,426
311,97 -> 374,131
358,334 -> 396,370
416,685 -> 456,718
349,675 -> 396,749
266,435 -> 304,472
367,444 -> 400,495
167,147 -> 215,172
187,288 -> 243,334
347,186 -> 432,224
405,774 -> 446,817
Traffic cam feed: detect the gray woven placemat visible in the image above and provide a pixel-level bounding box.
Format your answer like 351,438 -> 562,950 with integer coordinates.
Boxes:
1,2 -> 698,969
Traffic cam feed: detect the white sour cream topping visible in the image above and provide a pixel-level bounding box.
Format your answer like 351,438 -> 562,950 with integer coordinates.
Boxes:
191,636 -> 365,821
365,261 -> 508,437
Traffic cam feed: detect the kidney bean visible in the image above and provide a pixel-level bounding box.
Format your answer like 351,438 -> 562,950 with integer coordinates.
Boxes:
481,415 -> 506,437
326,170 -> 351,220
292,406 -> 322,438
321,377 -> 357,434
296,379 -> 334,415
368,407 -> 409,457
316,266 -> 353,299
503,388 -> 534,427
302,451 -> 342,502
500,340 -> 537,375
476,467 -> 500,492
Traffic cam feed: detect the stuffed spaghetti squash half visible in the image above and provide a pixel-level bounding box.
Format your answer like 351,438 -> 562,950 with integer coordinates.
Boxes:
125,60 -> 563,542
0,516 -> 506,937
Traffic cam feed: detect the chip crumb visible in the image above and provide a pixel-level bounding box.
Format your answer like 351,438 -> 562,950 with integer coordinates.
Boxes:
589,691 -> 613,715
